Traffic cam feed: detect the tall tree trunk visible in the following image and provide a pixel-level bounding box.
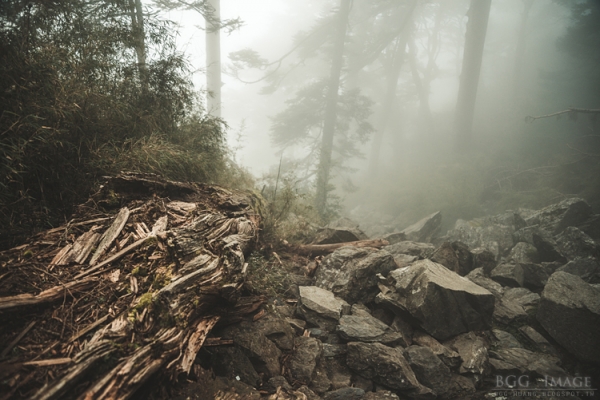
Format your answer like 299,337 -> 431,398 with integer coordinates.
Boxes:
453,0 -> 492,151
512,0 -> 534,104
367,35 -> 408,180
314,0 -> 351,219
408,40 -> 434,141
129,0 -> 148,90
205,0 -> 222,118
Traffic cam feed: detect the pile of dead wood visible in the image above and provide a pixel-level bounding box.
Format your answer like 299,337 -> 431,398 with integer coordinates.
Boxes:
0,173 -> 265,400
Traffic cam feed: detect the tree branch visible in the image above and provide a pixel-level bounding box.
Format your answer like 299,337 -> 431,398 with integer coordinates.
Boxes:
525,107 -> 600,123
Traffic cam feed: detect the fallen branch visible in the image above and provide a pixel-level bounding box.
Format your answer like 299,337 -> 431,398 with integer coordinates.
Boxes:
0,278 -> 98,311
283,239 -> 389,256
525,107 -> 600,123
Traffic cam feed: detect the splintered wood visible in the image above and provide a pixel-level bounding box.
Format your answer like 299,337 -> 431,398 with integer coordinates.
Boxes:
0,173 -> 264,400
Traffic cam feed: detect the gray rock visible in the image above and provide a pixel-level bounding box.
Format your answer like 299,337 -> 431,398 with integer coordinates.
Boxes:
431,241 -> 474,276
313,217 -> 368,245
400,211 -> 442,243
445,216 -> 517,259
520,262 -> 552,289
518,325 -> 558,356
412,331 -> 461,370
362,390 -> 400,400
502,287 -> 540,312
323,387 -> 365,400
209,346 -> 260,387
446,374 -> 476,399
288,336 -> 323,385
466,268 -> 504,298
555,226 -> 599,260
323,343 -> 347,357
444,332 -> 489,375
264,376 -> 292,394
254,314 -> 295,351
380,260 -> 495,341
297,385 -> 321,400
220,321 -> 282,378
384,241 -> 435,259
492,329 -> 523,349
297,286 -> 350,331
391,253 -> 418,268
537,271 -> 600,364
286,317 -> 306,334
404,345 -> 453,396
337,314 -> 404,345
533,231 -> 567,263
493,297 -> 528,325
381,231 -> 407,245
509,242 -> 539,264
315,247 -> 397,304
471,248 -> 496,276
309,359 -> 331,394
346,342 -> 420,390
489,347 -> 566,379
524,197 -> 592,235
557,257 -> 600,283
491,263 -> 524,287
577,214 -> 600,241
389,316 -> 413,347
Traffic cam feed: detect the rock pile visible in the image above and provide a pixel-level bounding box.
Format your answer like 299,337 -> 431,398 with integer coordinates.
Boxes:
193,197 -> 599,399
2,186 -> 599,399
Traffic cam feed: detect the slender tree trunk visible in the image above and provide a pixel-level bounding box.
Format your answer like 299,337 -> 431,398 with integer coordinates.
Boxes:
453,0 -> 492,151
512,0 -> 534,103
408,40 -> 434,140
205,0 -> 222,118
367,35 -> 408,180
314,0 -> 351,218
129,0 -> 148,89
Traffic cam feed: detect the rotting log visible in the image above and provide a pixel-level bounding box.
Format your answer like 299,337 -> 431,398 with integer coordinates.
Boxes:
0,173 -> 263,400
283,238 -> 389,256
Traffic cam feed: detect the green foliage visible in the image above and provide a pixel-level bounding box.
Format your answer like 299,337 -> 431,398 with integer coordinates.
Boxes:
0,0 -> 242,248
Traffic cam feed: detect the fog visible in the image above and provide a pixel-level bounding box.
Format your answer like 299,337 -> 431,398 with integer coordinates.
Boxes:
161,0 -> 599,231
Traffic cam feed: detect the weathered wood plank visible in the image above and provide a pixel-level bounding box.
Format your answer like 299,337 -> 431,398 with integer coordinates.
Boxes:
89,207 -> 130,266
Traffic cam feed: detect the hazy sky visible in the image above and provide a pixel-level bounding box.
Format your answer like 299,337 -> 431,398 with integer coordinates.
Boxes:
158,1 -> 325,176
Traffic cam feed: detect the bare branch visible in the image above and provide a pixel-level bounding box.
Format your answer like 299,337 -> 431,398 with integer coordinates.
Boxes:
525,107 -> 600,123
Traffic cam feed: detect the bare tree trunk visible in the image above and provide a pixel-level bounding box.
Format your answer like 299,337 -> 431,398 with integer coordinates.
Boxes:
453,0 -> 492,151
205,0 -> 222,118
512,0 -> 534,104
315,0 -> 351,219
367,35 -> 408,180
129,0 -> 148,90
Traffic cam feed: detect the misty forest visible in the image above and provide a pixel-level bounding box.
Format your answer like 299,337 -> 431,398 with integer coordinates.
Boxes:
1,1 -> 600,399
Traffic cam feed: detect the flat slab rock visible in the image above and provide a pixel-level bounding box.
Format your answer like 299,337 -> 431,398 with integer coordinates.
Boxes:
297,286 -> 350,331
315,246 -> 396,304
399,211 -> 442,243
537,271 -> 600,364
379,260 -> 495,341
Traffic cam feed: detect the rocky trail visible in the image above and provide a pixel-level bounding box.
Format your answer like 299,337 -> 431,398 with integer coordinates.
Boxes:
1,174 -> 599,400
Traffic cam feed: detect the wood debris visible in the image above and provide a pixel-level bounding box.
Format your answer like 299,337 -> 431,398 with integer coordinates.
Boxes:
0,173 -> 264,399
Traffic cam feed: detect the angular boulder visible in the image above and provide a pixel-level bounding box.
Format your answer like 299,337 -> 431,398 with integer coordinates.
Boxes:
297,286 -> 350,331
384,241 -> 435,259
555,226 -> 599,260
288,336 -> 323,385
491,263 -> 524,287
557,257 -> 600,283
466,268 -> 504,298
508,242 -> 539,264
537,271 -> 600,364
431,241 -> 474,276
399,211 -> 442,243
444,332 -> 489,375
411,331 -> 461,370
313,217 -> 368,245
404,345 -> 453,396
315,247 -> 396,304
380,260 -> 495,341
524,197 -> 592,234
346,342 -> 420,391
